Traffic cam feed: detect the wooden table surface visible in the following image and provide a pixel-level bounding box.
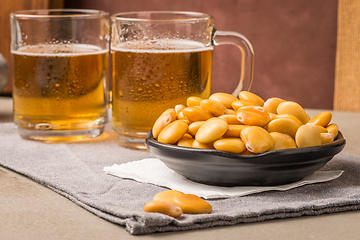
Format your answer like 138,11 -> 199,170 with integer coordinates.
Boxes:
1,96 -> 360,240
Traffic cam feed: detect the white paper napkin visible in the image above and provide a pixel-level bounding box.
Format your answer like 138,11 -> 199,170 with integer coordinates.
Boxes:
103,158 -> 343,199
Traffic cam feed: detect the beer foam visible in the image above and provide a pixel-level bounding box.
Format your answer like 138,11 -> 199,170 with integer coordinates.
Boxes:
12,44 -> 108,56
112,39 -> 213,53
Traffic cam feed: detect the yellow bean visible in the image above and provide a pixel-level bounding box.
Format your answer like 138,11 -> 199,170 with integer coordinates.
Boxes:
153,190 -> 184,205
231,100 -> 258,111
209,92 -> 238,109
177,137 -> 195,148
308,111 -> 332,127
181,106 -> 213,122
192,140 -> 215,149
240,149 -> 256,155
236,106 -> 270,127
226,109 -> 237,115
268,112 -> 277,121
223,125 -> 249,138
143,200 -> 183,218
188,121 -> 205,136
218,114 -> 243,125
182,133 -> 193,139
195,118 -> 228,143
214,138 -> 246,154
200,99 -> 228,117
270,132 -> 297,150
152,108 -> 177,139
263,97 -> 286,114
157,120 -> 188,144
176,110 -> 186,120
238,91 -> 265,106
240,126 -> 274,153
317,125 -> 328,133
326,123 -> 339,139
266,118 -> 301,139
174,104 -> 186,115
295,123 -> 322,148
275,114 -> 304,126
321,133 -> 334,144
173,194 -> 212,214
187,96 -> 202,107
277,101 -> 310,124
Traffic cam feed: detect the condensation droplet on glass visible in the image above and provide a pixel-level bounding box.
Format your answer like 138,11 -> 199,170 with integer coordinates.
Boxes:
119,91 -> 123,97
155,83 -> 160,87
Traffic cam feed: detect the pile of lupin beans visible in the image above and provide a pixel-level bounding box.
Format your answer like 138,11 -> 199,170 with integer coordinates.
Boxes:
152,91 -> 339,154
144,190 -> 212,217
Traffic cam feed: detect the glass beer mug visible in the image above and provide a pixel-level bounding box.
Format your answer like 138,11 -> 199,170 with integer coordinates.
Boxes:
11,9 -> 110,142
111,11 -> 254,149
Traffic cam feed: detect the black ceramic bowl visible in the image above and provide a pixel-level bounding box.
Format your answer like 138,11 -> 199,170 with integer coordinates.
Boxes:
145,131 -> 346,186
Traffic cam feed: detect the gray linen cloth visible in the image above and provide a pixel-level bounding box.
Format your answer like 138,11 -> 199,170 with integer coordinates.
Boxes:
0,122 -> 360,235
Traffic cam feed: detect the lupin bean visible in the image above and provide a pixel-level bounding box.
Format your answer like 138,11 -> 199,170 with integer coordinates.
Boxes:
223,125 -> 249,138
174,104 -> 186,115
188,121 -> 205,136
277,101 -> 310,124
295,123 -> 322,148
236,106 -> 270,127
240,126 -> 274,153
209,92 -> 238,108
266,118 -> 301,139
200,99 -> 227,117
192,140 -> 214,149
214,138 -> 246,154
226,109 -> 237,115
326,123 -> 339,139
308,111 -> 332,127
153,190 -> 184,205
143,200 -> 183,218
238,91 -> 265,107
152,108 -> 177,139
157,120 -> 188,144
263,97 -> 286,114
218,114 -> 243,125
181,106 -> 213,122
321,133 -> 334,144
173,194 -> 212,214
145,190 -> 213,217
195,118 -> 228,143
275,114 -> 304,126
317,125 -> 328,133
177,137 -> 195,148
231,100 -> 258,111
187,96 -> 202,107
270,132 -> 297,150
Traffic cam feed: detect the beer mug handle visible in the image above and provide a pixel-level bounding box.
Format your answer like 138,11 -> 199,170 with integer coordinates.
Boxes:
212,30 -> 254,96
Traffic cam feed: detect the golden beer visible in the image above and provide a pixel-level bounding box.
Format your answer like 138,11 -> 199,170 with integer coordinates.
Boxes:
12,44 -> 108,141
111,39 -> 212,146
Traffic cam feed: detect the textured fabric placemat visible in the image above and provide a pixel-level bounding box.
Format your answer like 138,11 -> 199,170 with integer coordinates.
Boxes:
1,122 -> 360,235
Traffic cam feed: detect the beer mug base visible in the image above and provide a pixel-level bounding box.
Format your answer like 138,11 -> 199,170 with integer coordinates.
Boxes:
15,118 -> 106,142
113,126 -> 148,150
118,134 -> 148,150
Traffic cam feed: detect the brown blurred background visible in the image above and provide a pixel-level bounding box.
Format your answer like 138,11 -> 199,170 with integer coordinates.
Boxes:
0,0 -> 348,110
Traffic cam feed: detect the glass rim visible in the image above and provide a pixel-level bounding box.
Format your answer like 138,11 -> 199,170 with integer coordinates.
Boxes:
10,9 -> 109,19
111,11 -> 213,22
